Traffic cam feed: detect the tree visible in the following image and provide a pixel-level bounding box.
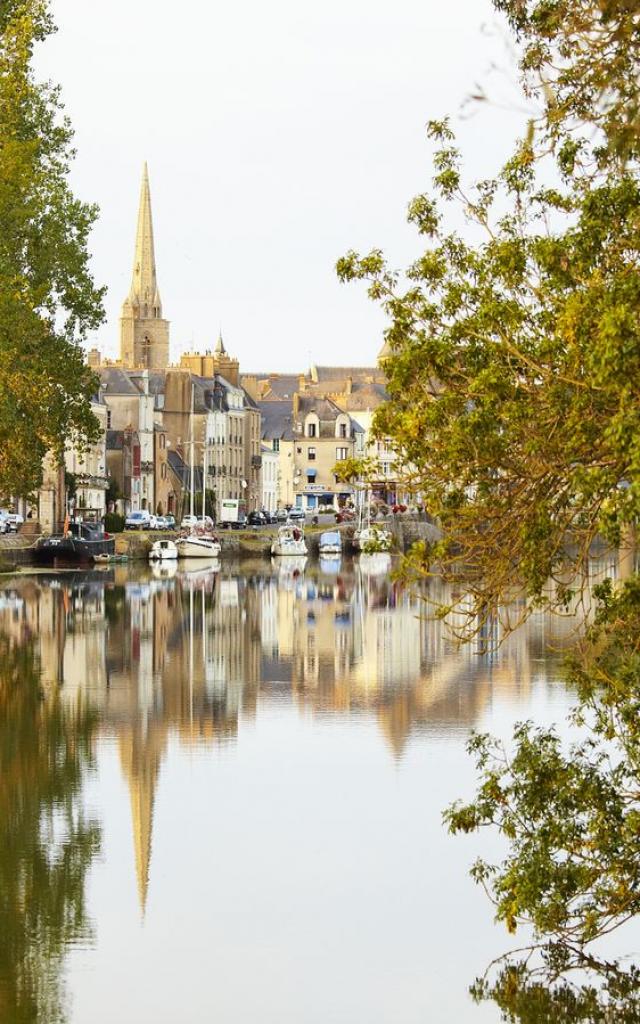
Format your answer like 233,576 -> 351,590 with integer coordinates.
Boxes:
0,1 -> 105,502
337,1 -> 640,637
338,0 -> 640,1013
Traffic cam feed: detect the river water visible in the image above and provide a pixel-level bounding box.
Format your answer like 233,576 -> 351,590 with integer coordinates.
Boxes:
0,554 -> 605,1023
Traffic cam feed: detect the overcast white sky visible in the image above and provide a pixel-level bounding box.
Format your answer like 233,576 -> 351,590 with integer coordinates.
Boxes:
38,0 -> 524,372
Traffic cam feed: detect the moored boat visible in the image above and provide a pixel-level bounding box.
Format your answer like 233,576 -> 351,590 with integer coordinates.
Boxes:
353,525 -> 392,554
35,521 -> 115,566
318,530 -> 342,556
271,524 -> 307,556
149,539 -> 178,561
176,534 -> 221,559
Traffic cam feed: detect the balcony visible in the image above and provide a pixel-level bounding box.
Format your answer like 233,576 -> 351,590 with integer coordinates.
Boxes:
251,455 -> 262,469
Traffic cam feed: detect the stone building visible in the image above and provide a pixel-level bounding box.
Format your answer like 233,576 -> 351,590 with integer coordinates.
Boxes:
119,164 -> 170,369
99,367 -> 156,511
64,398 -> 109,519
290,393 -> 364,512
258,401 -> 295,509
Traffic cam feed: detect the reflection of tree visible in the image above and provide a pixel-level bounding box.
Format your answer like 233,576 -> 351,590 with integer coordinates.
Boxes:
473,958 -> 640,1023
0,636 -> 100,1024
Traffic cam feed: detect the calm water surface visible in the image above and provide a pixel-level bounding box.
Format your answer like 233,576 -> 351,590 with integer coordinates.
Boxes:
0,555 -> 591,1023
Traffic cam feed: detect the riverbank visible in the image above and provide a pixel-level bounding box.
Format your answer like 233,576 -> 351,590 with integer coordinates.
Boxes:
0,516 -> 442,568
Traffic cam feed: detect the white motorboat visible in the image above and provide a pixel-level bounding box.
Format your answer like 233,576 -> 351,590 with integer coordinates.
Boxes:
271,524 -> 307,556
318,530 -> 342,556
353,525 -> 392,554
149,539 -> 178,562
176,534 -> 222,559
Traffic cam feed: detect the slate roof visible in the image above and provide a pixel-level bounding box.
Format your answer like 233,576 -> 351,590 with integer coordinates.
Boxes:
98,367 -> 140,395
310,365 -> 382,383
258,400 -> 294,441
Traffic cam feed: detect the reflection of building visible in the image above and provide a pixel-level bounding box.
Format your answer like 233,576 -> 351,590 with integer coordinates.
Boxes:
0,558 -> 593,914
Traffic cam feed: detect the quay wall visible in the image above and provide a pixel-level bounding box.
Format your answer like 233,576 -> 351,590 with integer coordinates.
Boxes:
0,517 -> 442,569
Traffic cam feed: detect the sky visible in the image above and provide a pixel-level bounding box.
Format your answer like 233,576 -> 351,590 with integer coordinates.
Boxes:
38,0 -> 525,373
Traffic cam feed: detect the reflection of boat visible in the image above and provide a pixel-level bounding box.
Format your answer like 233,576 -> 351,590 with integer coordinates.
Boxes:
318,531 -> 342,556
273,555 -> 307,578
271,524 -> 307,556
150,560 -> 178,580
177,558 -> 220,586
149,539 -> 178,562
358,552 -> 392,576
319,556 -> 342,574
176,535 -> 221,559
353,526 -> 392,553
35,521 -> 115,565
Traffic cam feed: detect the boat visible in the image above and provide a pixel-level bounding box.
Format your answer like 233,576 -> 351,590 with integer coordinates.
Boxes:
176,534 -> 221,559
353,525 -> 392,554
177,401 -> 222,559
271,524 -> 307,556
149,539 -> 178,562
318,530 -> 342,556
35,520 -> 115,566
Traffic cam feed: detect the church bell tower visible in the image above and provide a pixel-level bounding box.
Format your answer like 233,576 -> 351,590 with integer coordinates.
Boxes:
120,163 -> 170,368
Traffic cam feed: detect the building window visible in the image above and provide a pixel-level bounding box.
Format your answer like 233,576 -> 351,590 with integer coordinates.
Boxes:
107,409 -> 112,428
307,446 -> 316,461
336,447 -> 348,461
273,438 -> 280,452
307,422 -> 317,438
339,422 -> 347,438
161,463 -> 167,480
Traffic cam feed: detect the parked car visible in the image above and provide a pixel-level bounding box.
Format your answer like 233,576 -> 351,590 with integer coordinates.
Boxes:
181,514 -> 198,530
148,514 -> 159,530
289,507 -> 305,521
125,510 -> 151,530
275,508 -> 288,522
163,514 -> 176,530
0,513 -> 9,534
248,510 -> 267,527
6,513 -> 24,532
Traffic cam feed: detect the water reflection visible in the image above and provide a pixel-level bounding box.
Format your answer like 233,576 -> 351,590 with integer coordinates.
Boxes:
0,630 -> 100,1023
0,557 -> 603,1023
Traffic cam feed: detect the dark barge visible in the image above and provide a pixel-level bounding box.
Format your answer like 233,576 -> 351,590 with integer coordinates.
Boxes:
35,521 -> 115,566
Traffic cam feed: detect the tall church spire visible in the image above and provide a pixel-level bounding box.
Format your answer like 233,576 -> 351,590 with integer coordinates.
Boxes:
131,162 -> 161,316
120,163 -> 170,368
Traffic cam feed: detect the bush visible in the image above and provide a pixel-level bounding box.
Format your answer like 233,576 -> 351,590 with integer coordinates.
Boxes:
103,512 -> 125,534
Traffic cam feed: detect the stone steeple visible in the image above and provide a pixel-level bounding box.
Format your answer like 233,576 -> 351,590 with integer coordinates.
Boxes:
120,164 -> 170,368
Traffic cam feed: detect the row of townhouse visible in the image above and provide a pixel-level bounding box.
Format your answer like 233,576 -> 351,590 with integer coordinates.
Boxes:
33,350 -> 400,531
246,356 -> 411,515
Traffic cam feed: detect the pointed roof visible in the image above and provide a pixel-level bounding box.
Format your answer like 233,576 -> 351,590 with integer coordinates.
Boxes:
129,162 -> 161,314
214,331 -> 226,356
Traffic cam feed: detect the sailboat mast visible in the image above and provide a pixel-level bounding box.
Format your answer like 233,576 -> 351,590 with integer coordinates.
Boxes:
189,382 -> 195,519
202,429 -> 207,523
